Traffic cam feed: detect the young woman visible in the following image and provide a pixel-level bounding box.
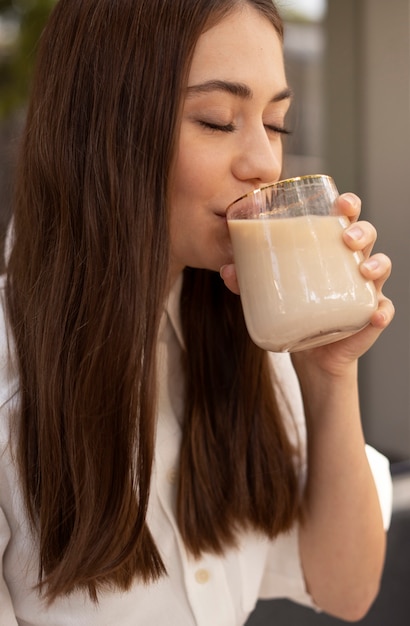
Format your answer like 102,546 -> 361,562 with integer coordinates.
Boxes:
0,1 -> 394,624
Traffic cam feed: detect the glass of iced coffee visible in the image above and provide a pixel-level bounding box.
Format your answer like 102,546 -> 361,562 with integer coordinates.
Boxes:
226,174 -> 377,352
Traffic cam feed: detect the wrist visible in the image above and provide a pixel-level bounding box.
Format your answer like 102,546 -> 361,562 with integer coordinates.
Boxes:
292,351 -> 358,387
293,356 -> 359,426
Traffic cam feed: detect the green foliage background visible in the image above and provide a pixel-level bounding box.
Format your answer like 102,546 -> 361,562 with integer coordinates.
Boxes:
0,0 -> 55,119
0,0 -> 312,121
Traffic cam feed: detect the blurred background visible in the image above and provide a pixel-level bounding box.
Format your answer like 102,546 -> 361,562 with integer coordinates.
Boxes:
0,0 -> 409,623
284,0 -> 410,469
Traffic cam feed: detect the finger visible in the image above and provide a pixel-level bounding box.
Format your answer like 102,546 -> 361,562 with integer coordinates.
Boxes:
220,264 -> 240,295
336,193 -> 362,222
361,253 -> 392,289
343,221 -> 377,258
369,295 -> 395,330
338,295 -> 395,359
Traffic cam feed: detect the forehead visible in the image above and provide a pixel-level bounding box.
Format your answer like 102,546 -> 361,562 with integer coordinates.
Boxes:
188,5 -> 285,87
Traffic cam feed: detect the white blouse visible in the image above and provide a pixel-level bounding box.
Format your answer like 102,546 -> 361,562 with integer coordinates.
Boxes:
0,275 -> 392,626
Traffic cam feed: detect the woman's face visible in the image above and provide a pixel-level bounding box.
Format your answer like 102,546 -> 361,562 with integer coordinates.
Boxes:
168,4 -> 291,280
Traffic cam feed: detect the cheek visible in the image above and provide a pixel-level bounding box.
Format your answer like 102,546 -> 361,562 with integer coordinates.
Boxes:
169,143 -> 203,235
171,133 -> 224,204
168,135 -> 233,271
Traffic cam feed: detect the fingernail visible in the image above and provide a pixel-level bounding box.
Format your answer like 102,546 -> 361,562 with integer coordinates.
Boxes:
344,193 -> 357,205
379,311 -> 387,323
346,225 -> 363,241
374,310 -> 387,325
363,258 -> 379,270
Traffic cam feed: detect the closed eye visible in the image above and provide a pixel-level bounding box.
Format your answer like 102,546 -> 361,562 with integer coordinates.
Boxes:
198,120 -> 292,135
198,120 -> 236,133
265,124 -> 292,136
197,119 -> 292,136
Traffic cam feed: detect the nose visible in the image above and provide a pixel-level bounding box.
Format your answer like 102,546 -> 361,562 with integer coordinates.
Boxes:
232,127 -> 282,186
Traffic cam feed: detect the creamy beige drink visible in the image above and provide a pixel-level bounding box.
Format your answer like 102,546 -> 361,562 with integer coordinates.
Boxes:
228,214 -> 377,352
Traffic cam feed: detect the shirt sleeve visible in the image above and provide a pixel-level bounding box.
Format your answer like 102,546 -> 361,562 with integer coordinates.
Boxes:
365,444 -> 393,530
0,508 -> 18,625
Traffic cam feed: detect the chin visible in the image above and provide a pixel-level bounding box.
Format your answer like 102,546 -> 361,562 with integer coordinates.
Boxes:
187,244 -> 233,274
208,253 -> 233,273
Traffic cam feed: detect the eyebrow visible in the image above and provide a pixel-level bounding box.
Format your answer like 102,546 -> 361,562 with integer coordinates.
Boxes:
186,80 -> 293,103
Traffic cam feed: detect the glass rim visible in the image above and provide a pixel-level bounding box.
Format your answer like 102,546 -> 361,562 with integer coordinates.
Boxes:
226,174 -> 333,210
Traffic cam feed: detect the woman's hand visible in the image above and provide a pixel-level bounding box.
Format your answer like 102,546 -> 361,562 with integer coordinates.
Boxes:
220,192 -> 395,371
294,192 -> 394,374
219,262 -> 240,294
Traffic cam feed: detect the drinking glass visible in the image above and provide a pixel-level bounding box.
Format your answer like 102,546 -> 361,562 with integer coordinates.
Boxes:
226,174 -> 377,352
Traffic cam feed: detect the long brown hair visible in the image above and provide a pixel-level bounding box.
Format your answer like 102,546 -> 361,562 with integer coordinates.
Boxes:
6,0 -> 298,603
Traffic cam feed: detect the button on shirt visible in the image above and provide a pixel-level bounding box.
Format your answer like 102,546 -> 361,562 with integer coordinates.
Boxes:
0,275 -> 393,625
